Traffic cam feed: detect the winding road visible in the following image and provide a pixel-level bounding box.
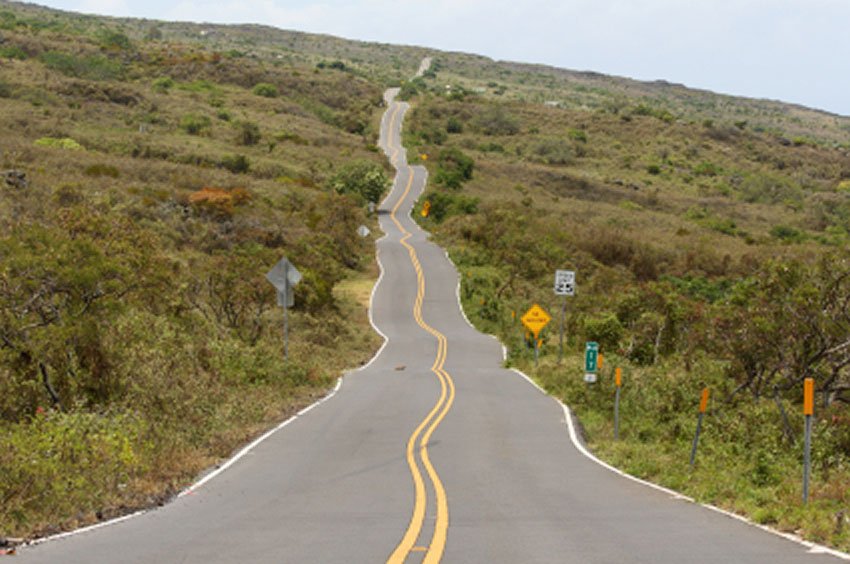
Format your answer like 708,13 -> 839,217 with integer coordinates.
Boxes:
17,66 -> 848,563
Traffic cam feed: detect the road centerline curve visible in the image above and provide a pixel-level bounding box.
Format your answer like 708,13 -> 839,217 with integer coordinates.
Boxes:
382,93 -> 454,564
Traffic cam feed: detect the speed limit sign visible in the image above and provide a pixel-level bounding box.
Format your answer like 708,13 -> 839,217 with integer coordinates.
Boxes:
554,270 -> 575,296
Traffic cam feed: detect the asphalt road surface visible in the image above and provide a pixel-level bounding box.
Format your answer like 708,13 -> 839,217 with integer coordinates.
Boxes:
17,81 -> 847,563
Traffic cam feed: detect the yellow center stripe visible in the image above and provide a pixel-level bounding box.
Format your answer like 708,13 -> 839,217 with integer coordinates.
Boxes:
384,102 -> 455,564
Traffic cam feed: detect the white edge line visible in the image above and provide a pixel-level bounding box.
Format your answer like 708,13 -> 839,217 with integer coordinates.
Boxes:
25,116 -> 404,552
443,233 -> 850,560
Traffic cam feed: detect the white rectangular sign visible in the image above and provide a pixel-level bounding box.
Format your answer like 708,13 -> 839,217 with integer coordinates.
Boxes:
554,270 -> 575,296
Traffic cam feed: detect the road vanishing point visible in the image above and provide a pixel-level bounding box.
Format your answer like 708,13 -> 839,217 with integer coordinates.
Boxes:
18,70 -> 848,564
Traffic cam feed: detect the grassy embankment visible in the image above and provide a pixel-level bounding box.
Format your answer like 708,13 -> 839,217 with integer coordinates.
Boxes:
399,61 -> 850,550
0,4 -> 393,540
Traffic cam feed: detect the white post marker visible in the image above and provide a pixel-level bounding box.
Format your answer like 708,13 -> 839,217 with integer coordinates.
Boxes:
554,270 -> 575,363
266,257 -> 302,360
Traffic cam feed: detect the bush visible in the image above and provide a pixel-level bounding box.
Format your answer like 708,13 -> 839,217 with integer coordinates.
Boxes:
83,164 -> 120,178
568,128 -> 588,143
434,147 -> 474,189
474,105 -> 520,135
583,313 -> 624,350
151,77 -> 174,93
34,137 -> 84,150
179,114 -> 211,135
694,161 -> 720,176
221,154 -> 250,174
423,191 -> 479,223
769,224 -> 805,242
446,117 -> 463,134
530,138 -> 572,166
97,30 -> 132,51
0,45 -> 27,60
236,121 -> 261,146
40,51 -> 122,81
328,160 -> 389,204
252,82 -> 279,98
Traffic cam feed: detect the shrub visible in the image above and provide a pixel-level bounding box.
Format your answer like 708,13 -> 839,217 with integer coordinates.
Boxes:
583,313 -> 624,350
179,114 -> 211,135
34,137 -> 84,150
423,191 -> 479,223
530,138 -> 572,165
221,154 -> 250,174
151,77 -> 174,93
446,117 -> 463,134
769,224 -> 805,242
0,45 -> 27,60
646,164 -> 661,175
694,161 -> 720,176
40,51 -> 122,81
328,160 -> 389,204
97,30 -> 132,51
252,82 -> 279,98
398,80 -> 422,101
435,147 -> 474,189
188,187 -> 251,218
568,128 -> 587,143
474,105 -> 520,135
739,172 -> 802,205
236,121 -> 261,146
83,164 -> 119,178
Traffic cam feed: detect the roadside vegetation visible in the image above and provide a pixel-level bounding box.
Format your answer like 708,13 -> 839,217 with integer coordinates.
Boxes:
2,0 -> 850,550
402,61 -> 850,550
0,3 -> 388,540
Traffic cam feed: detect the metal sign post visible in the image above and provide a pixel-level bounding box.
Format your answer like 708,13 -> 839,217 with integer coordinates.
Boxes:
614,367 -> 622,440
803,378 -> 814,504
266,258 -> 302,361
554,270 -> 575,363
690,387 -> 710,468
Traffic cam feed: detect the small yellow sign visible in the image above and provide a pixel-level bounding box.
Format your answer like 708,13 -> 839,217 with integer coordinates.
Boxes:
521,304 -> 551,339
421,201 -> 431,217
421,154 -> 429,161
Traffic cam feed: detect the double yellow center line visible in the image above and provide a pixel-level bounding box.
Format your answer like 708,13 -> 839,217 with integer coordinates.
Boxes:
384,102 -> 456,564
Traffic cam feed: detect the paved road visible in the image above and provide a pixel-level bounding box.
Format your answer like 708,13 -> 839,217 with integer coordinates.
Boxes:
18,78 -> 846,563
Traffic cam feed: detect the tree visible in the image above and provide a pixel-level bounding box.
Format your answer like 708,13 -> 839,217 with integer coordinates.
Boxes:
328,160 -> 389,204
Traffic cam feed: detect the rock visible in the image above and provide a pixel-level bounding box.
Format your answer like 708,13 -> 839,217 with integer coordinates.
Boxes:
395,365 -> 406,371
3,169 -> 27,189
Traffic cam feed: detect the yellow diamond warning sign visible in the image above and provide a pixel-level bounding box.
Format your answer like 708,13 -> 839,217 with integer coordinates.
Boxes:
521,304 -> 551,339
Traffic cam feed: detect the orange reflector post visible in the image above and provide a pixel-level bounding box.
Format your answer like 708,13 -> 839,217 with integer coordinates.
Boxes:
615,367 -> 622,388
699,387 -> 710,413
598,353 -> 604,369
804,378 -> 814,416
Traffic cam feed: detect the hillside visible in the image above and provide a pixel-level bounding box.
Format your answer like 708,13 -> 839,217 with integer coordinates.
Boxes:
0,0 -> 389,540
399,42 -> 850,552
1,0 -> 849,550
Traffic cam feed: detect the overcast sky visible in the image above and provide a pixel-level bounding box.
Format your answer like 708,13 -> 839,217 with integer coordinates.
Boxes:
34,0 -> 850,116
